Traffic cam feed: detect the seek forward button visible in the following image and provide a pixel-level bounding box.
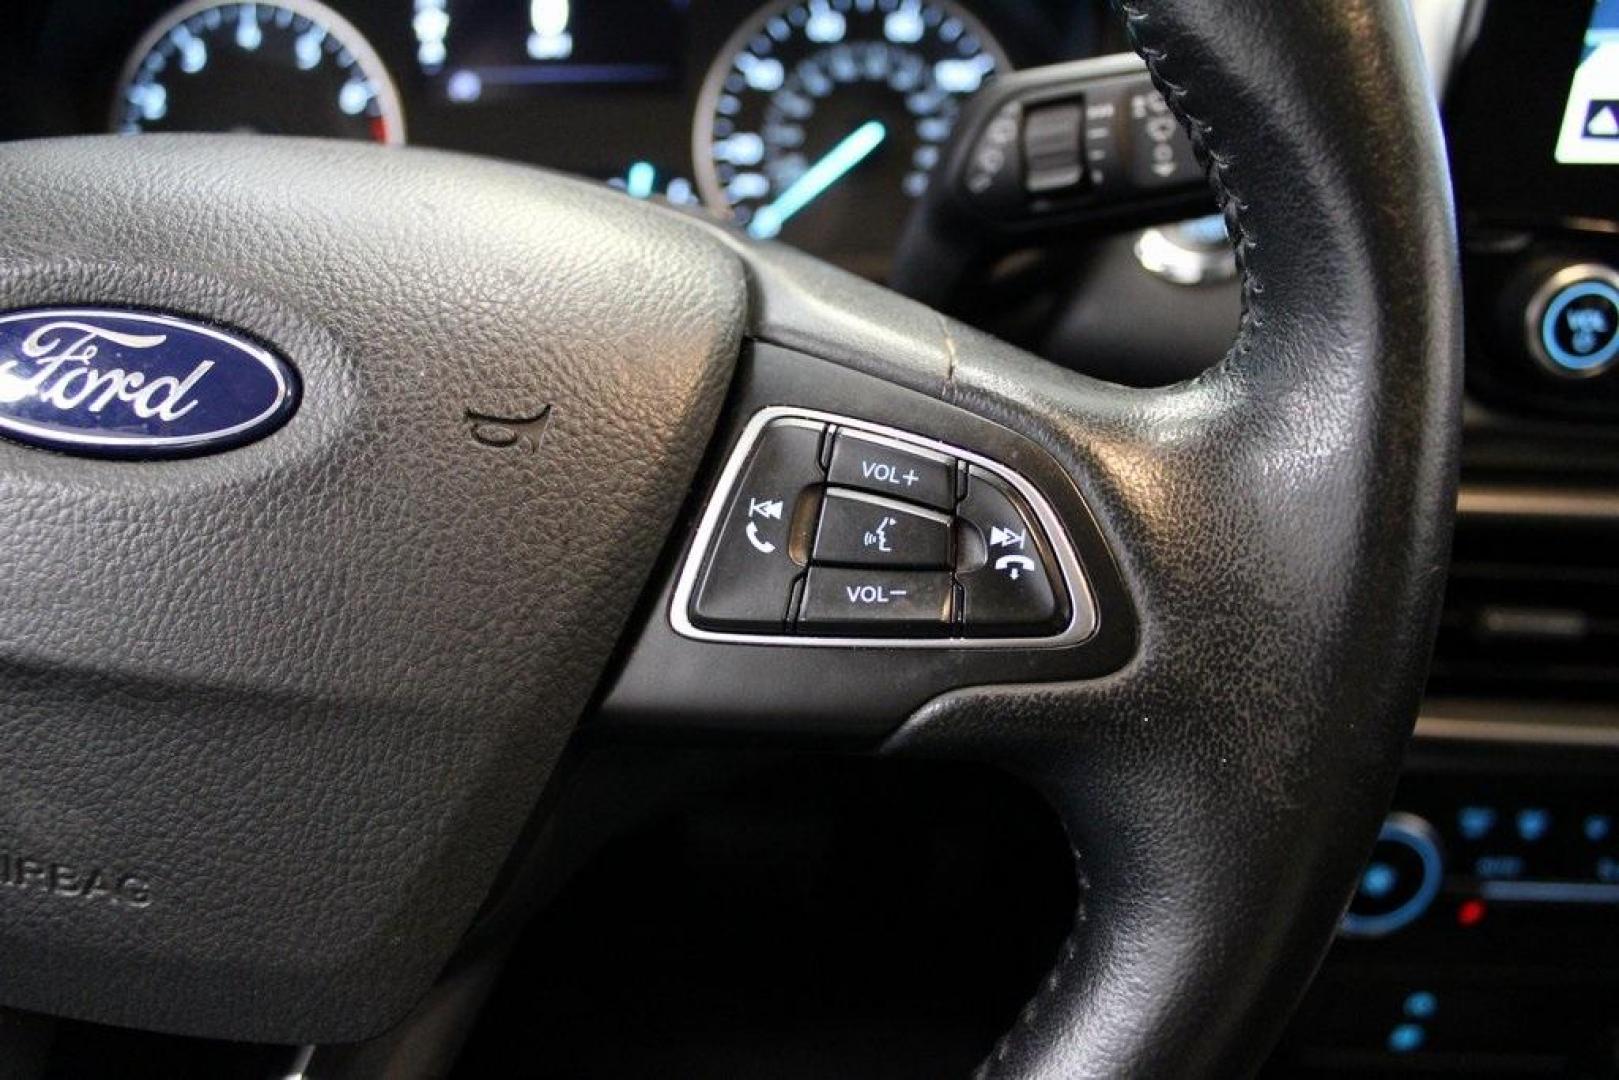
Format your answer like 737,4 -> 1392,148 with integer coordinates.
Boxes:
956,466 -> 1066,635
797,568 -> 954,636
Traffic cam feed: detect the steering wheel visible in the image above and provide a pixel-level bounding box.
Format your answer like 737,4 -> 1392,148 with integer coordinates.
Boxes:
0,1 -> 1458,1075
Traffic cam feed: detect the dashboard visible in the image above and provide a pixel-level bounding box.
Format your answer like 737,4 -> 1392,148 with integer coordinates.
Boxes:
0,2 -> 1618,1077
0,0 -> 1126,277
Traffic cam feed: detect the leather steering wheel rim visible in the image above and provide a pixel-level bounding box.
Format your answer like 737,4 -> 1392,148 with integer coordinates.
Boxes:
871,2 -> 1462,1075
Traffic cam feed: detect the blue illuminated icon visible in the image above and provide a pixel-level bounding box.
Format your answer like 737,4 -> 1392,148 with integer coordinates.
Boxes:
295,26 -> 325,71
1403,991 -> 1438,1020
1474,854 -> 1525,879
933,55 -> 994,94
1360,862 -> 1398,900
1516,808 -> 1551,843
1387,1023 -> 1425,1054
175,25 -> 208,74
884,0 -> 924,44
527,0 -> 574,60
447,70 -> 483,103
1458,805 -> 1496,841
235,4 -> 263,51
1179,213 -> 1230,248
1586,814 -> 1612,842
625,161 -> 656,200
1340,815 -> 1443,939
804,0 -> 846,43
748,119 -> 887,239
338,77 -> 376,116
1541,279 -> 1619,372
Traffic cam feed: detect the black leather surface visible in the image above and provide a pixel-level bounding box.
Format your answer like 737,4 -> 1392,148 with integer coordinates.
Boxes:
0,137 -> 742,1040
683,1 -> 1461,1076
897,3 -> 1461,1075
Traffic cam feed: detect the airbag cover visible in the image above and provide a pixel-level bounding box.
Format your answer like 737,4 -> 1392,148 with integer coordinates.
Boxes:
0,136 -> 742,1041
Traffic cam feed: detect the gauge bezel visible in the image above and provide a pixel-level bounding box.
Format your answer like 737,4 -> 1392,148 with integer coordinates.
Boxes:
110,0 -> 407,145
691,0 -> 1010,230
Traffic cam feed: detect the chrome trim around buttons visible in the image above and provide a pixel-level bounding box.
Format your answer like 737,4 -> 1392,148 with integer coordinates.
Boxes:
670,407 -> 1098,649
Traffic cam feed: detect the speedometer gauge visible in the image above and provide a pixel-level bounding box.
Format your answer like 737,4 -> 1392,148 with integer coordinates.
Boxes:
695,0 -> 1007,271
113,0 -> 404,144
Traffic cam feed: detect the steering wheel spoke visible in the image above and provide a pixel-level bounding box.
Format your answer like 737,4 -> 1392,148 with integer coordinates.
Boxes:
601,333 -> 1136,740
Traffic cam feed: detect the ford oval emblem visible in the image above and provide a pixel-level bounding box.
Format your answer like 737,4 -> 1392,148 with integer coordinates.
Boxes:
0,308 -> 298,458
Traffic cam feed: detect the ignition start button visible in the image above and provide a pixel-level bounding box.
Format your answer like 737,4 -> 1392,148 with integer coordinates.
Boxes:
1527,263 -> 1619,378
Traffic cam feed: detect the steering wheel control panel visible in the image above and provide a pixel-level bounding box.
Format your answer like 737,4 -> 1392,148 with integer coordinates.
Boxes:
605,345 -> 1134,737
671,408 -> 1095,647
953,59 -> 1201,225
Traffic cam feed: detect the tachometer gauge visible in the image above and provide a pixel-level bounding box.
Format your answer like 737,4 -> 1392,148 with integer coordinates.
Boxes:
113,0 -> 405,144
694,0 -> 1007,271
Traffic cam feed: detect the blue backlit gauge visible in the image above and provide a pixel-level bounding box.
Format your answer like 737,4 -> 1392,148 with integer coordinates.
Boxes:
609,161 -> 701,206
694,0 -> 1008,273
112,0 -> 405,144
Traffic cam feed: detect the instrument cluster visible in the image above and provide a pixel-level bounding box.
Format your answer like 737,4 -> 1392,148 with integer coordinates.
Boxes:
5,0 -> 1125,275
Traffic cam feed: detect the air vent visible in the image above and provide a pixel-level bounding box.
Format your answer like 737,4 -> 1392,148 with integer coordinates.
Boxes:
1429,507 -> 1619,701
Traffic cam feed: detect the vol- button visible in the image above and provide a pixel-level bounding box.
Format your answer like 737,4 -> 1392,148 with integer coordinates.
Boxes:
798,568 -> 954,635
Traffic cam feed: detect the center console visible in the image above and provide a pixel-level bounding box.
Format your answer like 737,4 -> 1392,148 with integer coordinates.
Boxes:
1271,736 -> 1619,1076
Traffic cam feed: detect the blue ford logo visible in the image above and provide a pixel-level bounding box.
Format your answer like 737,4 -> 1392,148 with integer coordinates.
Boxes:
0,308 -> 298,458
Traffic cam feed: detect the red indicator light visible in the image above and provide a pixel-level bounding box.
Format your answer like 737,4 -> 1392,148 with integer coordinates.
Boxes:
370,117 -> 389,144
1457,898 -> 1487,927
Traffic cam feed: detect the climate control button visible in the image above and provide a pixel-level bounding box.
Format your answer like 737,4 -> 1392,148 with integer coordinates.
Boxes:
1526,263 -> 1619,378
1339,813 -> 1444,939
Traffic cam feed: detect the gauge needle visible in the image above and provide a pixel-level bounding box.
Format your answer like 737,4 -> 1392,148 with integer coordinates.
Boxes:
748,119 -> 887,239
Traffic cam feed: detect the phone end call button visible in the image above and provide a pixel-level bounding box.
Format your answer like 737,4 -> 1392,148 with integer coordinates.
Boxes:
956,467 -> 1067,635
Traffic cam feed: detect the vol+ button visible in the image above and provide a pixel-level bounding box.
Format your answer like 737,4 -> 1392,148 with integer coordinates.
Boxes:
828,430 -> 957,510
